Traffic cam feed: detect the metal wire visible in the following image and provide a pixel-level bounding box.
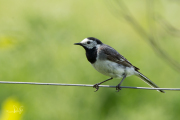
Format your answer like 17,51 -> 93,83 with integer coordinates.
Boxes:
0,81 -> 179,91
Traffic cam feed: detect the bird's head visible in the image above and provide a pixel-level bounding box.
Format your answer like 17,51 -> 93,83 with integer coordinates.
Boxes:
74,37 -> 103,50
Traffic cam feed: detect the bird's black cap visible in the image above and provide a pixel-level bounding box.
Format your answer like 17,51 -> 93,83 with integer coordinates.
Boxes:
87,37 -> 103,44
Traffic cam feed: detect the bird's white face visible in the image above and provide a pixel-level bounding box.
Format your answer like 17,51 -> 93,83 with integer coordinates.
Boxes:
80,38 -> 98,49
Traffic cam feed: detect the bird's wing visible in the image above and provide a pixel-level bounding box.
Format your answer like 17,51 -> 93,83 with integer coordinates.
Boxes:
99,44 -> 140,71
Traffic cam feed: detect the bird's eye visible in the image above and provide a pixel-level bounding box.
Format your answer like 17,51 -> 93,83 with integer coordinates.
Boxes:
87,41 -> 91,44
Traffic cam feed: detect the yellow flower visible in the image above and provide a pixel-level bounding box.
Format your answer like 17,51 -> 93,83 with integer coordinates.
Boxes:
0,37 -> 16,49
0,97 -> 24,120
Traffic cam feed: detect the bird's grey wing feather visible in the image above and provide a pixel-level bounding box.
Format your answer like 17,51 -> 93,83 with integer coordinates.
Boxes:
99,44 -> 140,70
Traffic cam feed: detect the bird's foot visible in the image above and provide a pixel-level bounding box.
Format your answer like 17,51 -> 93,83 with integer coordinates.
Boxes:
93,84 -> 100,92
116,84 -> 122,92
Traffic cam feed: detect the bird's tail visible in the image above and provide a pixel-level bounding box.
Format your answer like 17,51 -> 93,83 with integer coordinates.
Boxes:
135,71 -> 165,93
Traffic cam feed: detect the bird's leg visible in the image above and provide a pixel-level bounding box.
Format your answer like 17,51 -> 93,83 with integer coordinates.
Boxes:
116,73 -> 127,92
93,77 -> 113,92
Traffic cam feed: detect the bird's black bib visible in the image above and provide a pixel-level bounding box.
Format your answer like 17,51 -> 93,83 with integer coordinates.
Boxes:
84,47 -> 97,64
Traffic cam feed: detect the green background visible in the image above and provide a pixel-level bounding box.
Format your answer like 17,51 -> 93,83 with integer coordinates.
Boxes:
0,0 -> 180,119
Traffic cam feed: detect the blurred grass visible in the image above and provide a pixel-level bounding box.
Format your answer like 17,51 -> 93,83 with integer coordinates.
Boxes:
0,0 -> 180,120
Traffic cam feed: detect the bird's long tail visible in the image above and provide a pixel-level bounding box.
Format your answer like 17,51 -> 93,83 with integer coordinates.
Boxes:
135,71 -> 165,93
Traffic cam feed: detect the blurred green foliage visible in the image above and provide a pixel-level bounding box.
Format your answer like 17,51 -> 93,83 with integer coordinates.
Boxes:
0,0 -> 180,120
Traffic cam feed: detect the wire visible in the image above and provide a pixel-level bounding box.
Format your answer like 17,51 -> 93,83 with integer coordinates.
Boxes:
0,81 -> 179,91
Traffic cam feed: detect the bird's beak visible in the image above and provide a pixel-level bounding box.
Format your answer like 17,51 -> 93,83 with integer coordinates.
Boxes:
74,43 -> 82,46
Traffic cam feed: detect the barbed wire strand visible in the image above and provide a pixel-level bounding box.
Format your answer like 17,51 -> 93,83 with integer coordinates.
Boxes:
0,81 -> 179,91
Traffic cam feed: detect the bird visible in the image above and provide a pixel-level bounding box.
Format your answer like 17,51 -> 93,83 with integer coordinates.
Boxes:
74,37 -> 165,93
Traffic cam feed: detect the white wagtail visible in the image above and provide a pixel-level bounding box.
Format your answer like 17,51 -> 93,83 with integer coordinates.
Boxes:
74,37 -> 165,93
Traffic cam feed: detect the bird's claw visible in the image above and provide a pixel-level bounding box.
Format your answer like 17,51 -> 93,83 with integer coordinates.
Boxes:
116,84 -> 122,92
93,84 -> 100,92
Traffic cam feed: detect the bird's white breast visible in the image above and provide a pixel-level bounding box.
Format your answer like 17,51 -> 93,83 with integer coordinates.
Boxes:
91,59 -> 136,78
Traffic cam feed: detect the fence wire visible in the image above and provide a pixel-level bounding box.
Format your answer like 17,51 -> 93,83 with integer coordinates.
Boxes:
0,81 -> 179,91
